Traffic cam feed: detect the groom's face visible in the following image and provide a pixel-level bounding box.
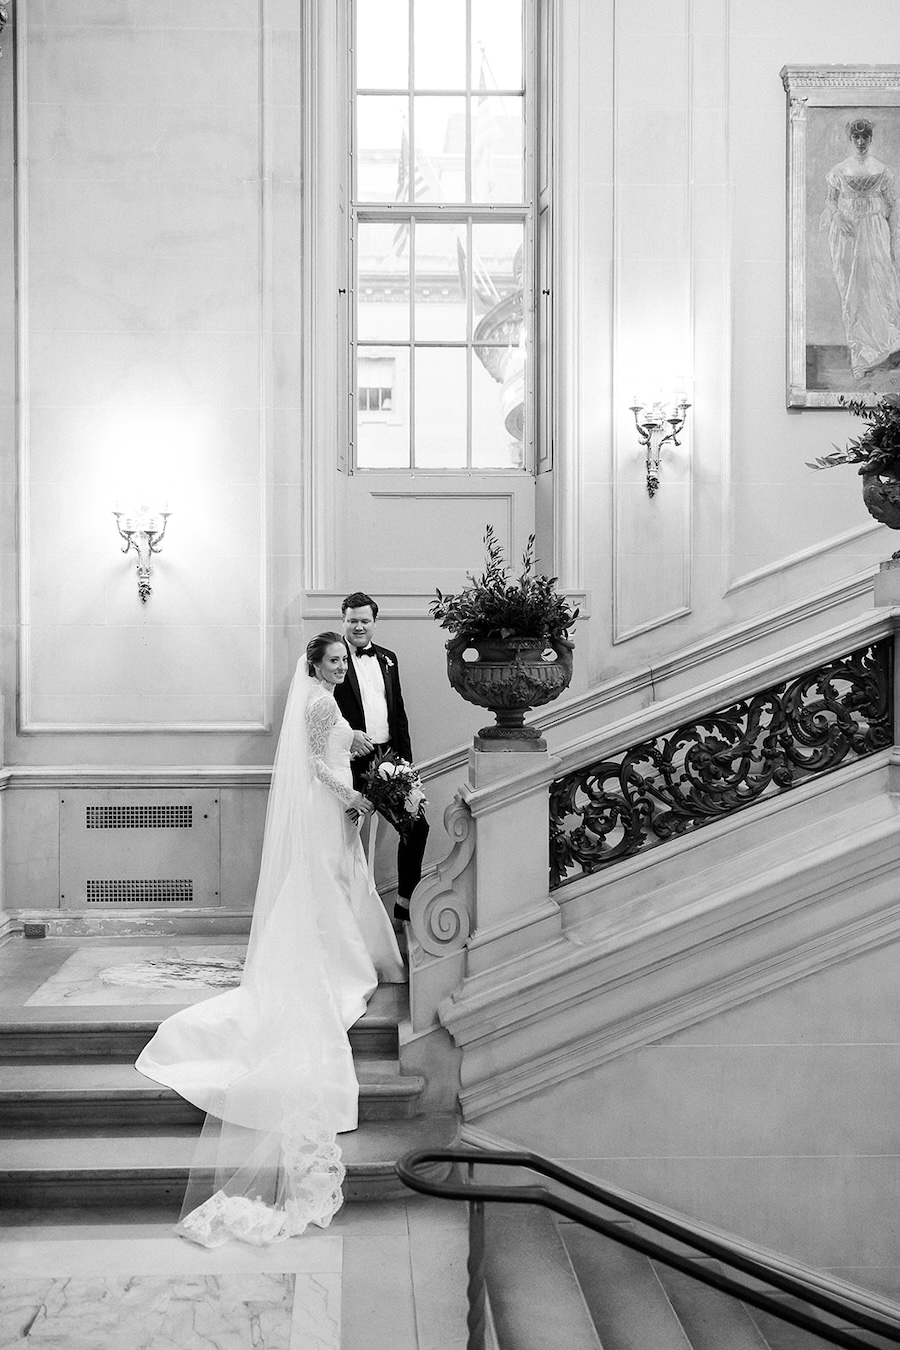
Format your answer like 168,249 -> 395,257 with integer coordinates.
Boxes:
343,605 -> 376,651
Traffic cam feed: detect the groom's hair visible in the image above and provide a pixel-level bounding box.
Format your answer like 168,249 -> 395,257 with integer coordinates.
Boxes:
341,591 -> 379,619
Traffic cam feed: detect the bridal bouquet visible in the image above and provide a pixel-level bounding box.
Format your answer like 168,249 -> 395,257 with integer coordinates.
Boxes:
361,751 -> 427,837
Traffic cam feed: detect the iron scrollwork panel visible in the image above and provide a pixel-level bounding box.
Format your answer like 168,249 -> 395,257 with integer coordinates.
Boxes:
549,640 -> 893,890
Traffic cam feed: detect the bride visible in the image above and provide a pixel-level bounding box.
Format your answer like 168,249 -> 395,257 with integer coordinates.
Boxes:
136,633 -> 405,1247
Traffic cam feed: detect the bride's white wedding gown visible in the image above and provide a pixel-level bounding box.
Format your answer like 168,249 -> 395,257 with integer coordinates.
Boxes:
135,673 -> 404,1246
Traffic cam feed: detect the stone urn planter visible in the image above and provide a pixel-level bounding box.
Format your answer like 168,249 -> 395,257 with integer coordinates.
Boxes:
808,395 -> 900,558
432,527 -> 579,751
861,472 -> 900,534
446,633 -> 575,751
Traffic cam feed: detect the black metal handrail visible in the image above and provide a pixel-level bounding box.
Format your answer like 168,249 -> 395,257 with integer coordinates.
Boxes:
397,1147 -> 900,1350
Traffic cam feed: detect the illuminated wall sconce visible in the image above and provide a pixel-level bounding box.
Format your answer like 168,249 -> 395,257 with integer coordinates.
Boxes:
113,504 -> 171,603
629,393 -> 691,498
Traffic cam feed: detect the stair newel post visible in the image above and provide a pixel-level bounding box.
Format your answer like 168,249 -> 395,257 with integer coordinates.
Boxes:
466,1160 -> 486,1350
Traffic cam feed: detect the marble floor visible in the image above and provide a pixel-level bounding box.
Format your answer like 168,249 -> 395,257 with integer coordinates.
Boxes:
0,934 -> 469,1348
0,1199 -> 469,1350
0,932 -> 248,1010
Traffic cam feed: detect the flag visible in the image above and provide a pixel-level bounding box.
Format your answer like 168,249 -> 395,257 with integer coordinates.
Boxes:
472,57 -> 503,202
456,234 -> 502,314
391,121 -> 443,255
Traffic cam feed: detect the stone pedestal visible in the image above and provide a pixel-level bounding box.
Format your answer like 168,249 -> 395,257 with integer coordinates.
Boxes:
463,746 -> 563,977
873,558 -> 900,608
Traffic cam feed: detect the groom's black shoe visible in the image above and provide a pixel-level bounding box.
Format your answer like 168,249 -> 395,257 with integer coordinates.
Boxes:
393,902 -> 410,925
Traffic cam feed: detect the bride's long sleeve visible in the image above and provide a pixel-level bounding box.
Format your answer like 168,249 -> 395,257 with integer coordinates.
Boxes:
306,695 -> 359,807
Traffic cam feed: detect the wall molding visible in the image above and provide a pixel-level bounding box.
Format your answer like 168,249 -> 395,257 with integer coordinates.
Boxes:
19,722 -> 271,736
14,9 -> 271,736
301,589 -> 591,622
536,566 -> 880,741
726,521 -> 883,596
0,766 -> 273,791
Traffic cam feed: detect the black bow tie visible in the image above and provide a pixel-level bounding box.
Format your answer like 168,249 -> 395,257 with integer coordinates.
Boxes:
355,646 -> 378,658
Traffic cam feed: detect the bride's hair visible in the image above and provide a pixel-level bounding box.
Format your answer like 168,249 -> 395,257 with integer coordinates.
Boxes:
306,631 -> 347,676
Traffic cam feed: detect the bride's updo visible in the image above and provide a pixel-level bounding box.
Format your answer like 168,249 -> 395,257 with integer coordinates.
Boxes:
306,631 -> 346,676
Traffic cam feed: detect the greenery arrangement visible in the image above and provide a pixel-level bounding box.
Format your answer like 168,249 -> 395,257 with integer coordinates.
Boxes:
807,394 -> 900,476
430,526 -> 578,642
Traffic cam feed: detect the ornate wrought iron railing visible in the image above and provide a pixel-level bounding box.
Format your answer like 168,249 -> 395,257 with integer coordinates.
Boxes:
549,638 -> 893,890
397,1147 -> 900,1350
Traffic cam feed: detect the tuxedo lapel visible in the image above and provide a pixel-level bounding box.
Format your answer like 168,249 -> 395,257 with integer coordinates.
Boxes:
341,657 -> 365,727
374,646 -> 396,725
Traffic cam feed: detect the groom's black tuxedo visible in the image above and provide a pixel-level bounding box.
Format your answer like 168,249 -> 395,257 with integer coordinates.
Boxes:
335,643 -> 428,904
335,643 -> 412,766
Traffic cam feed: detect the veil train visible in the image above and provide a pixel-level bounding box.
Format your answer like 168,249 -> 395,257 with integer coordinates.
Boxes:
137,668 -> 371,1247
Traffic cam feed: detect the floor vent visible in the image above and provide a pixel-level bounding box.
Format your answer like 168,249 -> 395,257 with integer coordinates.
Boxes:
86,805 -> 192,830
86,879 -> 194,905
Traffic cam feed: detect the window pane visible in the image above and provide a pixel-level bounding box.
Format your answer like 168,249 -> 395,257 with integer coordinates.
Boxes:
356,346 -> 410,468
470,222 -> 524,321
470,220 -> 526,466
414,96 -> 466,202
414,224 -> 465,341
472,346 -> 525,468
414,0 -> 466,90
472,0 -> 523,92
357,0 -> 409,90
357,95 -> 408,202
358,223 -> 410,342
472,94 -> 523,203
414,348 -> 467,467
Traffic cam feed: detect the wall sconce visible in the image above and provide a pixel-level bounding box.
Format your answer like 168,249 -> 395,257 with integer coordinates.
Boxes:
113,504 -> 171,603
629,394 -> 691,497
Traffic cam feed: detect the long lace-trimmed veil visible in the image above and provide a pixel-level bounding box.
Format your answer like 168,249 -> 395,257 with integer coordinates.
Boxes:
144,666 -> 360,1247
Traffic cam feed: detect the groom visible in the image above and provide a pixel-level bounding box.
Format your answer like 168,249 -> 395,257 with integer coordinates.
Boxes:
335,591 -> 429,924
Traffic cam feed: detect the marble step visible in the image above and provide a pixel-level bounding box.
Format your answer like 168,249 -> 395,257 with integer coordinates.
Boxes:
0,986 -> 406,1061
0,1060 -> 426,1126
0,1110 -> 459,1207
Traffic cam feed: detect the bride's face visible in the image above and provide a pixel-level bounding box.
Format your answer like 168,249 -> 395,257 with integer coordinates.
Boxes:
315,642 -> 349,685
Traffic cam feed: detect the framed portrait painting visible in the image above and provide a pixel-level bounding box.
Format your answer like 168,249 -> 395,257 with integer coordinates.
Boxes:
782,65 -> 900,407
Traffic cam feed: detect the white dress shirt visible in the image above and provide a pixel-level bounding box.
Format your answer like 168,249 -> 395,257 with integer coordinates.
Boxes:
352,647 -> 390,744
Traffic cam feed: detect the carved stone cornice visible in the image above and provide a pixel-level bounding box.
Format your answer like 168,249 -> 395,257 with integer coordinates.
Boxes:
781,65 -> 900,92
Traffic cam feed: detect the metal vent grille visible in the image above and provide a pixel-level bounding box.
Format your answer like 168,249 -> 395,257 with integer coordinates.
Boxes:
86,805 -> 192,830
86,879 -> 194,904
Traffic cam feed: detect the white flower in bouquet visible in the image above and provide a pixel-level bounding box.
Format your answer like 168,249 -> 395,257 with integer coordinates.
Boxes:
377,761 -> 398,779
405,787 -> 426,815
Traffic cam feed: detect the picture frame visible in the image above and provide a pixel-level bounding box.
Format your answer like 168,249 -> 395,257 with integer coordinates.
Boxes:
782,65 -> 900,407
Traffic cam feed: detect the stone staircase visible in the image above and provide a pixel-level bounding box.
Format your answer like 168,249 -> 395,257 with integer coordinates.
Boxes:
0,981 -> 457,1211
482,1205 -> 898,1350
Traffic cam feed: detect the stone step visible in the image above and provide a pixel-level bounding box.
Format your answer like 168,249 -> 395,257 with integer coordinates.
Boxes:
484,1203 -> 603,1350
0,1060 -> 426,1126
0,985 -> 406,1061
0,1111 -> 459,1208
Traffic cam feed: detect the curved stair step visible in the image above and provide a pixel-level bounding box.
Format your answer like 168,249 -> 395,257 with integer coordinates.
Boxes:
0,1062 -> 426,1125
0,1111 -> 459,1209
0,998 -> 402,1061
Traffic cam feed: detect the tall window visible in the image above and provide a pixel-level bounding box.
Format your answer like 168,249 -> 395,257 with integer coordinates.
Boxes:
352,0 -> 535,471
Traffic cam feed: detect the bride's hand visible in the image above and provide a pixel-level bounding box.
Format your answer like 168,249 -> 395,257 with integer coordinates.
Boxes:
346,793 -> 374,822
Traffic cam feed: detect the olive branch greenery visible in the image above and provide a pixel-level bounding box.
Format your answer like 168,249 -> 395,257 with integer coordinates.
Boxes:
430,526 -> 578,642
807,394 -> 900,477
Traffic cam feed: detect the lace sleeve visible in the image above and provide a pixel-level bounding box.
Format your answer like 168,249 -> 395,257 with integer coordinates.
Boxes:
306,695 -> 358,807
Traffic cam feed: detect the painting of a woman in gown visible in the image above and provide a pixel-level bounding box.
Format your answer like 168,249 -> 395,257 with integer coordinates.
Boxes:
820,118 -> 900,381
